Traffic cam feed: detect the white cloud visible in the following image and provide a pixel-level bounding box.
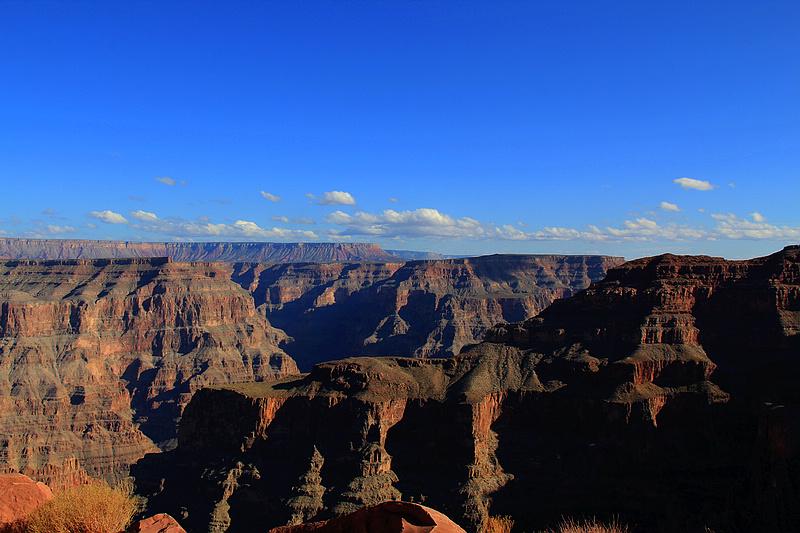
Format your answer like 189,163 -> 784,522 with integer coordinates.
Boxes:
260,191 -> 281,202
321,207 -> 733,243
132,216 -> 319,240
660,201 -> 680,212
674,177 -> 715,191
751,212 -> 765,223
271,215 -> 315,225
326,208 -> 492,238
712,213 -> 800,240
315,191 -> 357,206
89,210 -> 128,224
45,224 -> 75,234
156,176 -> 177,186
388,197 -> 399,203
131,210 -> 159,222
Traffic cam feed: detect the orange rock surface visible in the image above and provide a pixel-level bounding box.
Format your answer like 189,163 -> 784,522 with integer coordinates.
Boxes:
268,501 -> 466,533
0,473 -> 53,528
129,513 -> 187,533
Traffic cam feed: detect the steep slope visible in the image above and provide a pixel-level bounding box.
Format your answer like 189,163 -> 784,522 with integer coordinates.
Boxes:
135,246 -> 800,533
0,239 -> 397,263
233,255 -> 623,368
0,259 -> 297,488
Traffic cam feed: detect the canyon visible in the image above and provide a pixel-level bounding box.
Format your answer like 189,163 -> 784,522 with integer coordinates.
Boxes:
233,254 -> 623,367
0,252 -> 619,494
0,258 -> 296,488
134,246 -> 800,533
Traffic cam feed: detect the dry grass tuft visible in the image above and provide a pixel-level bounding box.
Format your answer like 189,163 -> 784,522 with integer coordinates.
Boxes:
24,481 -> 138,533
552,516 -> 631,533
484,515 -> 515,533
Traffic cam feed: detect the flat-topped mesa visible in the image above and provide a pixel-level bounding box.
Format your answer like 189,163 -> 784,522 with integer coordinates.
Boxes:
135,246 -> 800,533
233,254 -> 624,368
0,238 -> 397,263
0,258 -> 297,487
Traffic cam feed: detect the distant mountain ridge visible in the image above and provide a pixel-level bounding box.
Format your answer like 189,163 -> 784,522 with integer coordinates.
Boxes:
0,238 -> 398,263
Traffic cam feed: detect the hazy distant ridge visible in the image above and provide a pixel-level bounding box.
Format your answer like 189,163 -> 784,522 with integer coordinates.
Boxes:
0,238 -> 400,263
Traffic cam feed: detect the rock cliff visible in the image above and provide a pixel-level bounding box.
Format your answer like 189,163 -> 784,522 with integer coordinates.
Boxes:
0,239 -> 397,263
135,246 -> 800,533
0,259 -> 297,487
233,255 -> 623,368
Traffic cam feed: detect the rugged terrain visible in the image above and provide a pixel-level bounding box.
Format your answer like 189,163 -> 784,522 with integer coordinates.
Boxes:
0,258 -> 297,488
135,246 -> 800,532
233,254 -> 623,368
0,239 -> 397,263
0,253 -> 619,491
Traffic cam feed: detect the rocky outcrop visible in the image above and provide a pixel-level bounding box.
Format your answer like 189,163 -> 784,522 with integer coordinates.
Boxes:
267,501 -> 466,533
0,259 -> 297,487
233,255 -> 623,368
0,239 -> 397,263
0,473 -> 53,530
135,246 -> 800,533
129,514 -> 187,533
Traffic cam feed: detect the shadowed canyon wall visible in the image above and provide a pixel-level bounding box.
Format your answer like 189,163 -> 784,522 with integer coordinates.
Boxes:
233,254 -> 623,368
135,246 -> 800,533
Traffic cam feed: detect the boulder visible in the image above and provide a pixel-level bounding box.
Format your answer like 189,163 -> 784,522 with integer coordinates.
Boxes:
0,473 -> 53,530
129,513 -> 187,533
268,501 -> 466,533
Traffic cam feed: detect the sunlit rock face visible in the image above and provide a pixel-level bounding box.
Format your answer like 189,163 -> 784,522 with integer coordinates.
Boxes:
0,258 -> 297,487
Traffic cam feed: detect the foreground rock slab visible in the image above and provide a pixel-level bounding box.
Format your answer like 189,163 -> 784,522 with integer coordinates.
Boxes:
268,502 -> 466,533
129,513 -> 187,533
0,473 -> 53,528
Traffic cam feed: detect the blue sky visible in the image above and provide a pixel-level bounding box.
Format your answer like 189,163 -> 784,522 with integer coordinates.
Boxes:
1,1 -> 798,259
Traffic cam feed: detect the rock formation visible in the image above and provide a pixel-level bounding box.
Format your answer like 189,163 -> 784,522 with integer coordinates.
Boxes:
0,239 -> 397,263
267,501 -> 466,533
0,258 -> 297,487
134,246 -> 800,533
129,513 -> 187,533
233,254 -> 623,368
0,473 -> 53,531
0,252 -> 620,491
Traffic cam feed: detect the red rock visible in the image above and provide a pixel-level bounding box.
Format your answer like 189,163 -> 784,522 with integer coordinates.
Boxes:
267,501 -> 466,533
128,513 -> 186,533
139,246 -> 800,533
0,258 -> 298,487
0,473 -> 53,527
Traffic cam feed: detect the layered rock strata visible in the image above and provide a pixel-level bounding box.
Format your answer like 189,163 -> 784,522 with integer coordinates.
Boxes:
135,246 -> 800,533
233,254 -> 623,368
0,259 -> 297,486
0,239 -> 397,263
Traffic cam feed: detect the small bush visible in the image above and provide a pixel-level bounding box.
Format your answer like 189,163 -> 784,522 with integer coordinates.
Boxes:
553,516 -> 631,533
484,515 -> 515,533
24,481 -> 137,533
